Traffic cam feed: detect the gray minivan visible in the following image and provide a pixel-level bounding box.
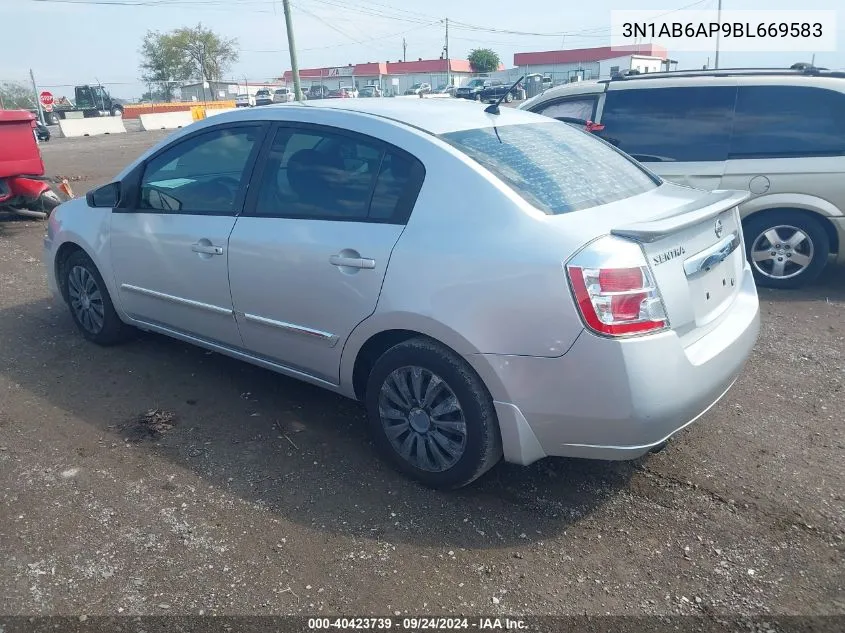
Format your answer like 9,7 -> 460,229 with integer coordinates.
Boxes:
521,67 -> 845,288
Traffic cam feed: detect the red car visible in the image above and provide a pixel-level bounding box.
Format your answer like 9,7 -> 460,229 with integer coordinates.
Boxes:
327,87 -> 354,99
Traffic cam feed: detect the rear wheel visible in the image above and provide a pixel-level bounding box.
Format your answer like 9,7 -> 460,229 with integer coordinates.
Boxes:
63,251 -> 133,345
365,337 -> 502,489
744,210 -> 830,289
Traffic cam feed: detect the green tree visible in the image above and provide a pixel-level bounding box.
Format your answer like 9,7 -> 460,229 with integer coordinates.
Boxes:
140,30 -> 184,101
467,48 -> 501,74
139,24 -> 238,101
0,81 -> 35,110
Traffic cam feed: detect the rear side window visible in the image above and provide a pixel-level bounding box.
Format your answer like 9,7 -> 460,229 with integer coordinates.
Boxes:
730,85 -> 845,158
599,86 -> 737,162
532,96 -> 597,122
251,126 -> 424,223
440,121 -> 659,215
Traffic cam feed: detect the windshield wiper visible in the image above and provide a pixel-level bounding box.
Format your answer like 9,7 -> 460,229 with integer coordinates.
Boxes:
484,74 -> 525,115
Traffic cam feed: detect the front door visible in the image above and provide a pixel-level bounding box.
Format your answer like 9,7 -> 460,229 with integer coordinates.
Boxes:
228,124 -> 425,383
110,123 -> 265,347
597,84 -> 738,191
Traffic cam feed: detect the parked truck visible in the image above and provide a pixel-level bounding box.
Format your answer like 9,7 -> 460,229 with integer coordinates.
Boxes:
47,85 -> 124,123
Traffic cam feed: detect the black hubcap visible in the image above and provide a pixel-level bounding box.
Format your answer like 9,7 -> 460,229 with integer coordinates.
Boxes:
378,366 -> 467,472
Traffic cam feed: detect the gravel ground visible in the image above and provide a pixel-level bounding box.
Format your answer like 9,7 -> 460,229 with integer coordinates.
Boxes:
1,131 -> 843,619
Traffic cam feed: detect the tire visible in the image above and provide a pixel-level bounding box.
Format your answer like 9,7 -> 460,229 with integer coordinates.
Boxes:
365,337 -> 502,489
63,250 -> 133,345
110,105 -> 123,118
743,210 -> 830,289
474,93 -> 481,101
505,92 -> 513,103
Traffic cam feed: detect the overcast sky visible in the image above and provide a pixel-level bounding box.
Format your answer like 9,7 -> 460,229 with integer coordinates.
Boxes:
2,0 -> 841,99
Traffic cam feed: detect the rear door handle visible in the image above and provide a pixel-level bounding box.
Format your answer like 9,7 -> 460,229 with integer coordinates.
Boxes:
192,243 -> 224,255
329,254 -> 375,269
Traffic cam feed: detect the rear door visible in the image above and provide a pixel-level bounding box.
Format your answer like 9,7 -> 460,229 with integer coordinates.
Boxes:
227,123 -> 425,383
597,83 -> 738,191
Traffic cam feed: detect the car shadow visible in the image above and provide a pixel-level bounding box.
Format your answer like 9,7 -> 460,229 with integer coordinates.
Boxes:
0,297 -> 639,549
756,262 -> 845,304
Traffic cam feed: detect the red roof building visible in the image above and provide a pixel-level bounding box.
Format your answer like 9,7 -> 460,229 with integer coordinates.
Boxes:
514,44 -> 667,66
513,44 -> 670,82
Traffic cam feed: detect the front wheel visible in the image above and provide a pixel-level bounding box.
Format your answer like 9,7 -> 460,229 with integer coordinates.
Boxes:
744,211 -> 830,289
365,337 -> 502,489
505,92 -> 513,103
110,105 -> 123,117
63,251 -> 133,345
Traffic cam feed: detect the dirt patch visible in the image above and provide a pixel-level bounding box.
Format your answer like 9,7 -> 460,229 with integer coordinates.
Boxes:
119,409 -> 176,442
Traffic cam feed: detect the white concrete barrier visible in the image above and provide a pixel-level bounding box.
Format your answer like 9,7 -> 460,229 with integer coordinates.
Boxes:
204,107 -> 237,117
58,116 -> 127,138
139,111 -> 194,131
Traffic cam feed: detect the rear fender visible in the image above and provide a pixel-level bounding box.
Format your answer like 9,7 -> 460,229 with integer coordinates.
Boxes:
8,176 -> 50,201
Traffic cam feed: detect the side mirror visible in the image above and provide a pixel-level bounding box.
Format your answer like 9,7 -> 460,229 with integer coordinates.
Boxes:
86,182 -> 120,208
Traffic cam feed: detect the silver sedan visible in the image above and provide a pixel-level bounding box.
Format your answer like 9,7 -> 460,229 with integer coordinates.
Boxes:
43,99 -> 760,488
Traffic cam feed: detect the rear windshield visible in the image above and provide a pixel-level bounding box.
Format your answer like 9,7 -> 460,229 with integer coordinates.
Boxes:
439,121 -> 660,215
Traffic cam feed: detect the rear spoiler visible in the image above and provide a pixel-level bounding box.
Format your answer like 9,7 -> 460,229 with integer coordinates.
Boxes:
611,190 -> 750,243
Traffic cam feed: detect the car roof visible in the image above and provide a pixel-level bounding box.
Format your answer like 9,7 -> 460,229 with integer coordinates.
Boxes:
308,98 -> 541,133
209,98 -> 542,134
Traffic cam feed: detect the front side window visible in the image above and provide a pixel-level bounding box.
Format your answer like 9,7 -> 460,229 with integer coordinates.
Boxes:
598,86 -> 737,162
730,85 -> 845,158
139,126 -> 261,214
440,121 -> 659,215
252,127 -> 424,223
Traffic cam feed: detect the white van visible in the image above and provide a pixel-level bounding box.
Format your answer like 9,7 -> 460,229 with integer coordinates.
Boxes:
520,67 -> 845,288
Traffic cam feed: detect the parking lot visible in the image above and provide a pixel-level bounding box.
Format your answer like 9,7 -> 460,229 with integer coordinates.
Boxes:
1,129 -> 843,617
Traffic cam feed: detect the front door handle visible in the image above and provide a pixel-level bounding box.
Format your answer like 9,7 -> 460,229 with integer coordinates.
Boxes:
329,254 -> 375,269
192,242 -> 224,255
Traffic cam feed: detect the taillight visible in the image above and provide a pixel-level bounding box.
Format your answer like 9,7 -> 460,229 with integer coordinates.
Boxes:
566,236 -> 668,337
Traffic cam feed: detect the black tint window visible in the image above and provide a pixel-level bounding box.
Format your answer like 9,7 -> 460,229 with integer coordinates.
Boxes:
599,87 -> 736,162
140,126 -> 260,213
369,151 -> 416,220
254,128 -> 423,222
730,86 -> 845,158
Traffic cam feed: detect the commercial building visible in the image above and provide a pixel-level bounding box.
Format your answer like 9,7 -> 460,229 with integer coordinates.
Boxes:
179,80 -> 280,102
513,44 -> 673,84
281,58 -> 489,96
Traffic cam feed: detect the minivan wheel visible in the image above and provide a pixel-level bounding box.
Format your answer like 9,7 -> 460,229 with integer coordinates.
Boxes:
365,337 -> 502,489
63,250 -> 133,345
744,211 -> 829,289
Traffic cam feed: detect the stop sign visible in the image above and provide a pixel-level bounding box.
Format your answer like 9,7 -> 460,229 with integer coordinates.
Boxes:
39,91 -> 54,112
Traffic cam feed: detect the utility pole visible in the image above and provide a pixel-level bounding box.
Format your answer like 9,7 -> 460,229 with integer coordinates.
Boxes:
714,0 -> 722,69
403,38 -> 407,62
29,68 -> 45,125
281,0 -> 304,101
445,18 -> 450,86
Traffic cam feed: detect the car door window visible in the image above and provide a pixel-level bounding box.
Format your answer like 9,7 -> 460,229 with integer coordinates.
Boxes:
139,126 -> 262,214
730,85 -> 845,158
533,97 -> 597,123
251,126 -> 424,223
598,86 -> 737,162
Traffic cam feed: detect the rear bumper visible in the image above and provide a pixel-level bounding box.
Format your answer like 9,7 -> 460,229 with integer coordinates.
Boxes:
468,267 -> 760,464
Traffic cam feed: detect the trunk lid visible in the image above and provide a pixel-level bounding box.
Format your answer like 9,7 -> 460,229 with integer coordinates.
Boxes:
612,188 -> 749,343
548,184 -> 750,344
